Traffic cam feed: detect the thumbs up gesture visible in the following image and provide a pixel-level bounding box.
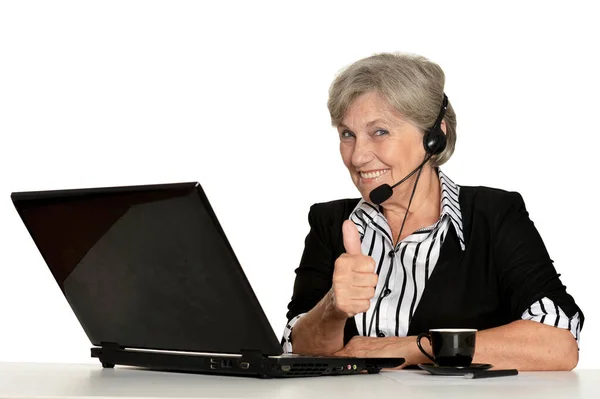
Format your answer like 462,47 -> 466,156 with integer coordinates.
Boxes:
330,220 -> 379,319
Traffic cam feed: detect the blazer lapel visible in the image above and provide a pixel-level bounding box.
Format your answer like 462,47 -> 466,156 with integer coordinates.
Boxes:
407,224 -> 465,336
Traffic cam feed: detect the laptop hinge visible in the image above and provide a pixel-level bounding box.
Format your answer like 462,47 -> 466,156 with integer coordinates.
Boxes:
240,349 -> 266,362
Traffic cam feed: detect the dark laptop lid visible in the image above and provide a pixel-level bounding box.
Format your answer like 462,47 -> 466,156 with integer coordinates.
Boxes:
11,182 -> 283,356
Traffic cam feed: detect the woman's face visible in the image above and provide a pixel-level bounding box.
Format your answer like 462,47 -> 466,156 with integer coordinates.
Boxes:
338,91 -> 427,202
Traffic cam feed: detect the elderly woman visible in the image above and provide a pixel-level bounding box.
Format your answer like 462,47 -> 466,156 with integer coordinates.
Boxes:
281,52 -> 583,371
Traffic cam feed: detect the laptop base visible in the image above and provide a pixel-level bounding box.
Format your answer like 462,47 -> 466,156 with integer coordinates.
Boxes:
91,345 -> 405,378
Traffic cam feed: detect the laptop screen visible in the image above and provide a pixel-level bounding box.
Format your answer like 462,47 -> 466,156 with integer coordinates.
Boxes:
11,182 -> 283,356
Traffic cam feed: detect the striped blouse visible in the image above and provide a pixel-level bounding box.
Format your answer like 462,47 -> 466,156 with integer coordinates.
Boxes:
282,169 -> 581,352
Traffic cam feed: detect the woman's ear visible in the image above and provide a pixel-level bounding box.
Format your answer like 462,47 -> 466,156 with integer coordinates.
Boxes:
440,120 -> 447,135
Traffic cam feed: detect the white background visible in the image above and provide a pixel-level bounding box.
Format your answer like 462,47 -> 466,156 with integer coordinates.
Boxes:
1,1 -> 598,368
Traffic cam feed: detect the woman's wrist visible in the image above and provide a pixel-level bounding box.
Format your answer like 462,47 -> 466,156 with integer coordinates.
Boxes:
322,289 -> 351,322
405,336 -> 432,366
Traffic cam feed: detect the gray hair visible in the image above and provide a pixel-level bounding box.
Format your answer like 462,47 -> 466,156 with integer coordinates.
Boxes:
327,52 -> 456,167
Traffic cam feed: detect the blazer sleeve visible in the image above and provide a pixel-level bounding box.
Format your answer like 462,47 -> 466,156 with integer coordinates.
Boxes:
493,191 -> 584,327
285,204 -> 336,322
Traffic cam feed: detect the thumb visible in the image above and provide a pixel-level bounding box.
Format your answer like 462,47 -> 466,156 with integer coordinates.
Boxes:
342,220 -> 362,256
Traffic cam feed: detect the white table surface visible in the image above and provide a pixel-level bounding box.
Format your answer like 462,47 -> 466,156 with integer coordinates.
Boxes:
0,362 -> 598,399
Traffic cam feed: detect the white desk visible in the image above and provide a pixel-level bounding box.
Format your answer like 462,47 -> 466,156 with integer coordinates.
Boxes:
0,362 -> 597,399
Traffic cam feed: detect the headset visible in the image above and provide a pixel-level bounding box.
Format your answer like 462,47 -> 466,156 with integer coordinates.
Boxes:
369,93 -> 449,206
365,93 -> 449,337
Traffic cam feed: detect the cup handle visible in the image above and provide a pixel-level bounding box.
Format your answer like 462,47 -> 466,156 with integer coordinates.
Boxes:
416,333 -> 436,364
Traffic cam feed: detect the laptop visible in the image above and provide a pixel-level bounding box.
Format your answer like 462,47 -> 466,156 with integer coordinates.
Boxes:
11,182 -> 404,378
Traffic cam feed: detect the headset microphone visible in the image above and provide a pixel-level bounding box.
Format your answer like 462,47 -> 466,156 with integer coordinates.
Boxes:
368,94 -> 448,206
369,154 -> 432,205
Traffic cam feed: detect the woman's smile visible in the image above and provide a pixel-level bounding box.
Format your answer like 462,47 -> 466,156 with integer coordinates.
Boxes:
357,168 -> 390,185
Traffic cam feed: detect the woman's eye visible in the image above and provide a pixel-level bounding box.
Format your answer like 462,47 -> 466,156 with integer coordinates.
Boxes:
374,129 -> 389,136
340,130 -> 355,139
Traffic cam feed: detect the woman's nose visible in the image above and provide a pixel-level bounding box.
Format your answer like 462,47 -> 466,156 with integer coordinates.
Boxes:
351,137 -> 374,167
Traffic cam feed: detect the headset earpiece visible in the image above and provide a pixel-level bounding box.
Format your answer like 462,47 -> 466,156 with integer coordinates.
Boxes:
423,94 -> 449,155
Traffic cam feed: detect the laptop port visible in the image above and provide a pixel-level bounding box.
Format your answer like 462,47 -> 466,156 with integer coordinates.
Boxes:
221,360 -> 232,368
240,362 -> 250,369
281,365 -> 291,372
334,366 -> 344,372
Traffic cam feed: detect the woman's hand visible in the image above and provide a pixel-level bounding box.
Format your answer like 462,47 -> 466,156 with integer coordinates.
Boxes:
331,220 -> 379,319
287,221 -> 379,356
333,335 -> 429,368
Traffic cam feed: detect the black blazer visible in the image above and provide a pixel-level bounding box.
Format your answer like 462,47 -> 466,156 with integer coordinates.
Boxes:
285,185 -> 584,344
